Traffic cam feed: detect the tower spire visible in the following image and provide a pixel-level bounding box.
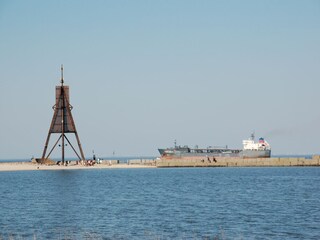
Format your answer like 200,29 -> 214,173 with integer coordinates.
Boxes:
61,64 -> 64,85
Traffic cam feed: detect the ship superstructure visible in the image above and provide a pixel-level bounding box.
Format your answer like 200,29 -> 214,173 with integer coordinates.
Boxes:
242,133 -> 271,158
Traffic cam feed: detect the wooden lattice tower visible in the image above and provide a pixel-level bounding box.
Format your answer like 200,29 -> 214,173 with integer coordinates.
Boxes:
41,65 -> 85,164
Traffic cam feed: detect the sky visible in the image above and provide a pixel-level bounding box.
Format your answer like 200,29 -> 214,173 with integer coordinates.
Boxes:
0,0 -> 320,159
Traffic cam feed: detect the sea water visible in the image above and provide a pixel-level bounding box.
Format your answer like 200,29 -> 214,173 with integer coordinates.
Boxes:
0,167 -> 319,239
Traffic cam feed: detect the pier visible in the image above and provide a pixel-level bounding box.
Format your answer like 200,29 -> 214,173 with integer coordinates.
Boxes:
155,156 -> 320,168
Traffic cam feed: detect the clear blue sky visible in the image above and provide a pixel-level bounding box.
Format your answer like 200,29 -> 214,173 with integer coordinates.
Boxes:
0,0 -> 319,159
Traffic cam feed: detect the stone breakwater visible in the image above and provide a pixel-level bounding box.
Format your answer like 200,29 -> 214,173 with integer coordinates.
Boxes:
155,155 -> 320,168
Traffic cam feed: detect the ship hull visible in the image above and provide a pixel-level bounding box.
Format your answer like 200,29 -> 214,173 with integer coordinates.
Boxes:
241,149 -> 271,158
158,149 -> 271,158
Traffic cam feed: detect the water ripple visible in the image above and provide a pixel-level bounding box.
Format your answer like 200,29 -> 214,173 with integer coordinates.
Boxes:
0,167 -> 319,239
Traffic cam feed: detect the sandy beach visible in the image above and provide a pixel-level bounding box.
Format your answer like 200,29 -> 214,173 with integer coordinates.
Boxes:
0,162 -> 155,172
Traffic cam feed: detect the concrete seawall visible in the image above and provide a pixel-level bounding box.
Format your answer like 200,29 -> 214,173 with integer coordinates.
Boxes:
156,155 -> 320,168
128,159 -> 157,166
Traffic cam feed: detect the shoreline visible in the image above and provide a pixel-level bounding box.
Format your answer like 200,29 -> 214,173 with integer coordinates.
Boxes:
0,162 -> 155,172
1,156 -> 320,172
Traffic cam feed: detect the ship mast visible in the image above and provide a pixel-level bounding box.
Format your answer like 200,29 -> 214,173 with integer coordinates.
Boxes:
250,132 -> 255,141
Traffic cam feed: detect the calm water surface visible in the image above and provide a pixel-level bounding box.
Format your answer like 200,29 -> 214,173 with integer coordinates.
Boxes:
0,167 -> 319,239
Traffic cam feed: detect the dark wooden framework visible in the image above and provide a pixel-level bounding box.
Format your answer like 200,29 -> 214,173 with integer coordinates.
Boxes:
41,65 -> 85,163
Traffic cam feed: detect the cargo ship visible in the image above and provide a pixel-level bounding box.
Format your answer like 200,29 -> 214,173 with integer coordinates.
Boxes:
158,134 -> 271,158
